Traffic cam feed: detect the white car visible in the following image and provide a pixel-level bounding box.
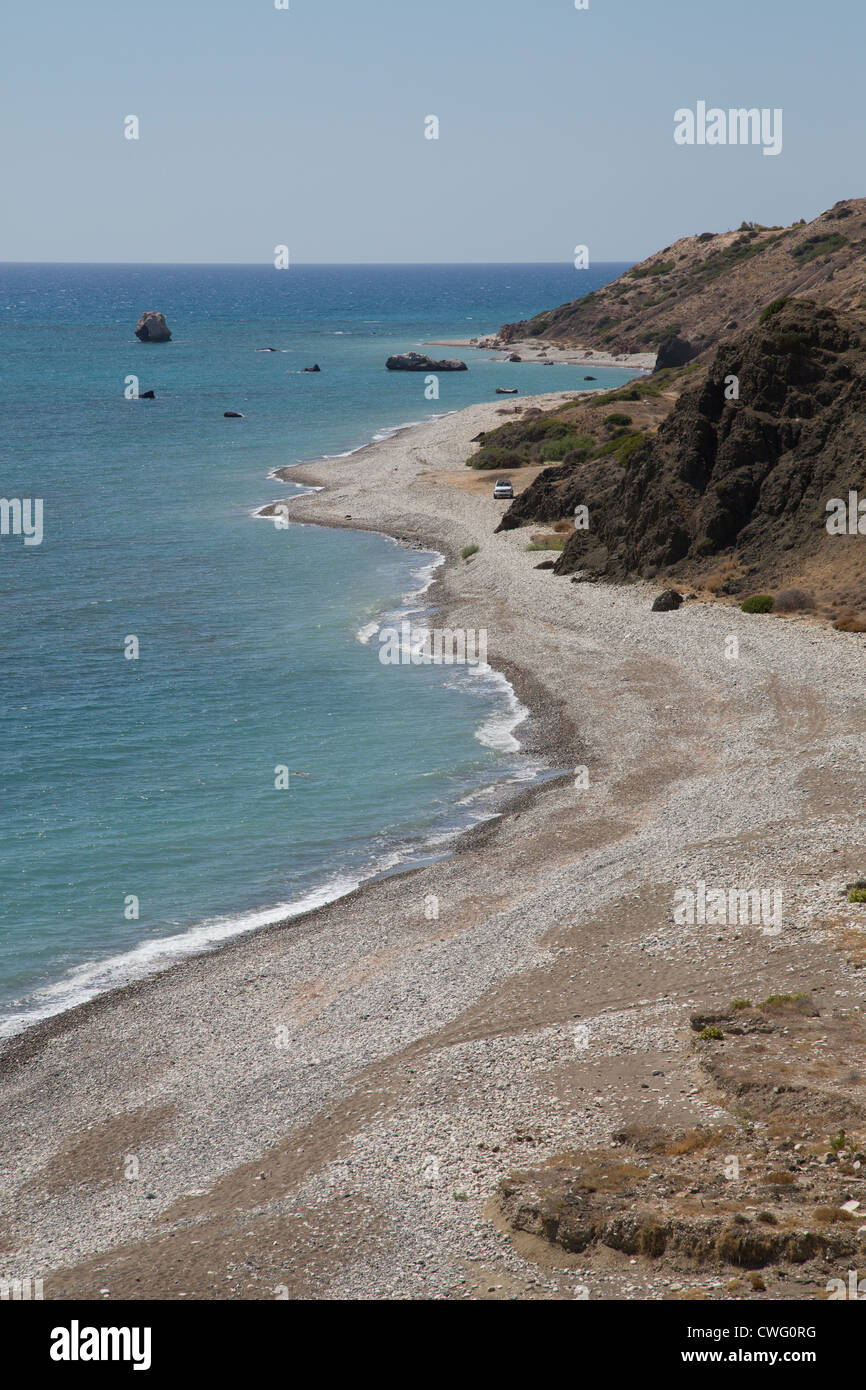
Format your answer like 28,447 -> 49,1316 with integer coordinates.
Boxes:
493,479 -> 514,500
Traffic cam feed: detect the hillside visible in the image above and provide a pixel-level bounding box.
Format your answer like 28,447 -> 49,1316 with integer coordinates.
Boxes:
494,299 -> 866,626
496,198 -> 866,363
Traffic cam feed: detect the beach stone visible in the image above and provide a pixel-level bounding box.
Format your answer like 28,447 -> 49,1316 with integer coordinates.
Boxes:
386,353 -> 467,372
651,589 -> 684,612
135,311 -> 171,343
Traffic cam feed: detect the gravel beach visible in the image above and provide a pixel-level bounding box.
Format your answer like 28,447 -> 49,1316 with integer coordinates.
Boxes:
2,391 -> 865,1301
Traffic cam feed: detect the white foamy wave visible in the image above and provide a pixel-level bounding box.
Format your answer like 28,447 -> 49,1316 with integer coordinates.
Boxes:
475,705 -> 526,752
356,620 -> 380,645
457,662 -> 529,752
402,552 -> 445,606
0,875 -> 360,1041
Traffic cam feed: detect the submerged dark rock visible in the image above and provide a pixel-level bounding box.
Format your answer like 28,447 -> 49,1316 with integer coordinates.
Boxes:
224,411 -> 244,418
138,389 -> 155,400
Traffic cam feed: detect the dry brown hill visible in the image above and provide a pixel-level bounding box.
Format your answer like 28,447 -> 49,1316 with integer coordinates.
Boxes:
497,198 -> 866,364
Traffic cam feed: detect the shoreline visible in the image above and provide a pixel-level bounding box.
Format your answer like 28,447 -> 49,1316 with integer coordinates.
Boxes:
1,386 -> 595,1046
3,389 -> 866,1300
425,336 -> 657,371
0,556 -> 566,1050
0,391 -> 586,1050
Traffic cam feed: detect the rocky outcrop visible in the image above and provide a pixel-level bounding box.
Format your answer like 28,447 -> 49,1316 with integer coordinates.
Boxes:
497,996 -> 866,1280
654,335 -> 698,371
554,300 -> 866,582
135,312 -> 171,343
651,588 -> 683,612
385,352 -> 467,372
495,300 -> 866,597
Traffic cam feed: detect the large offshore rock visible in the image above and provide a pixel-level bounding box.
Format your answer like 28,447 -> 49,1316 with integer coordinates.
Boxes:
135,311 -> 172,343
386,352 -> 466,372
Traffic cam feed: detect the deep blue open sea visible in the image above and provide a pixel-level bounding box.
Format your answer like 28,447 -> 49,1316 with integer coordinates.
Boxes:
0,261 -> 635,1035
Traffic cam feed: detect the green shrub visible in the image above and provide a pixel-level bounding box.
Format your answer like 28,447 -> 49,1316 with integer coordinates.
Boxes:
525,536 -> 566,552
605,413 -> 633,429
692,233 -> 786,286
699,1027 -> 724,1041
741,594 -> 774,613
629,260 -> 676,279
790,232 -> 847,265
460,544 -> 479,560
759,297 -> 790,324
848,888 -> 866,903
761,993 -> 811,1010
469,412 -> 598,469
730,999 -> 752,1011
595,431 -> 646,466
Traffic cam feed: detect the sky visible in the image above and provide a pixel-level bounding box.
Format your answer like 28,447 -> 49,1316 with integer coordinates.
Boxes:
1,0 -> 863,263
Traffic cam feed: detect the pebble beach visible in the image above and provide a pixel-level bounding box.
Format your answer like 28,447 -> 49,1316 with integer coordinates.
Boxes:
2,391 -> 865,1301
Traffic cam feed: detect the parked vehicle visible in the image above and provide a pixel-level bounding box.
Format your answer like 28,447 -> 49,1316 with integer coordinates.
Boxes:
492,479 -> 514,499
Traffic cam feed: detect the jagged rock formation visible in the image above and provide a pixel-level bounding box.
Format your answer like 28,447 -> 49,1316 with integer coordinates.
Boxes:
496,300 -> 866,598
135,311 -> 171,343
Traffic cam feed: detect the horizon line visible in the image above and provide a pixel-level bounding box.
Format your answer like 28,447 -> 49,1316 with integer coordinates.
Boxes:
0,258 -> 636,269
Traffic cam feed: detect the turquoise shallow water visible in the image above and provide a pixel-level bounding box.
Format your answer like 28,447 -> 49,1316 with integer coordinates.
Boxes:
0,262 -> 637,1033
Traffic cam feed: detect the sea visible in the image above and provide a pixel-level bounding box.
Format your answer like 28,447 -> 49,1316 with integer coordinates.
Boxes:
0,260 -> 636,1036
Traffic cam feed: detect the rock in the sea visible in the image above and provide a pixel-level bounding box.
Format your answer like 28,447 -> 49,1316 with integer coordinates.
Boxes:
224,411 -> 244,418
507,352 -> 522,362
138,389 -> 155,399
496,387 -> 519,395
303,364 -> 321,372
135,311 -> 171,343
385,352 -> 467,372
651,588 -> 684,612
584,375 -> 597,380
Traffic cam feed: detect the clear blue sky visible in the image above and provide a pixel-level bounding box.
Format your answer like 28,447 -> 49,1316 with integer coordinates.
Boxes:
1,0 -> 862,263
